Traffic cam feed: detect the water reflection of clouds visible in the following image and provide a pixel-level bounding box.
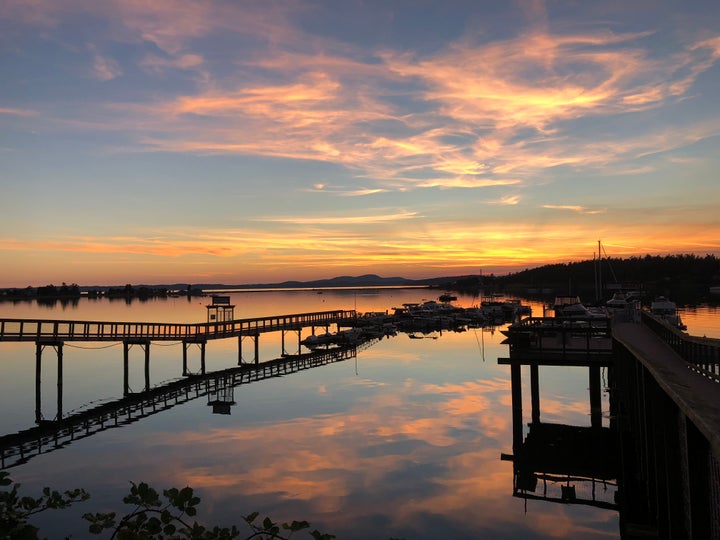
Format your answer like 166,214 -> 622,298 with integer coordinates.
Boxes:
135,371 -> 524,533
0,292 -> 626,538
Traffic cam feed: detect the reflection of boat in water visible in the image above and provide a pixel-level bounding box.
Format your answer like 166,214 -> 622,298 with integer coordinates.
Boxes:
438,292 -> 457,302
649,296 -> 687,331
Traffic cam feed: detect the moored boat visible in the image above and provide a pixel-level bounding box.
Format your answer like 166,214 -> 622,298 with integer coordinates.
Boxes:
649,296 -> 687,331
552,296 -> 607,319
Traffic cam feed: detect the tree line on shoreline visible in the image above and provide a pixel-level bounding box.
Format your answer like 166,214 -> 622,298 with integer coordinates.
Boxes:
426,254 -> 720,305
487,253 -> 720,305
0,283 -> 201,303
2,254 -> 719,305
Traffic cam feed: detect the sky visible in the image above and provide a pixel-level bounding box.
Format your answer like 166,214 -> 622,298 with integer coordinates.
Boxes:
1,0 -> 720,287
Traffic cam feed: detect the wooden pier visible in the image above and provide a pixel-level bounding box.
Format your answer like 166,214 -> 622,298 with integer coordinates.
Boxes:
0,309 -> 356,370
499,309 -> 720,538
613,312 -> 720,539
0,310 -> 356,343
0,309 -> 358,423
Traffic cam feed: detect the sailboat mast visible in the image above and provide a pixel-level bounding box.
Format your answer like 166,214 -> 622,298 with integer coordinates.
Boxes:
598,239 -> 602,303
594,251 -> 598,303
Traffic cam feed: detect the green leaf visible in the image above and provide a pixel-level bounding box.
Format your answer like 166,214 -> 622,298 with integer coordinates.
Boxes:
283,520 -> 310,531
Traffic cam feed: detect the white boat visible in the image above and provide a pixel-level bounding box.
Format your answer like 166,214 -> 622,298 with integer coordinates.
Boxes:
606,292 -> 628,310
552,296 -> 607,319
650,296 -> 687,330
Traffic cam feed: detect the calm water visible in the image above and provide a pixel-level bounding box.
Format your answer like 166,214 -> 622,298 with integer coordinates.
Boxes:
1,290 -> 718,539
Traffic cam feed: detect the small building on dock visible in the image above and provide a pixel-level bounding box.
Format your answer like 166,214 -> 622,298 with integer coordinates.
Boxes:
206,295 -> 235,322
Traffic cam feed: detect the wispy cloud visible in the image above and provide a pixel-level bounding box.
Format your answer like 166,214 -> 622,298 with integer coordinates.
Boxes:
487,195 -> 521,206
2,1 -> 720,284
543,205 -> 606,215
7,1 -> 718,197
91,52 -> 122,81
140,53 -> 204,73
257,211 -> 418,225
0,107 -> 38,117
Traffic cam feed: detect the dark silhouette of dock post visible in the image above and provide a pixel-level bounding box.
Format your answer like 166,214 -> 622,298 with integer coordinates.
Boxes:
509,364 -> 546,448
589,365 -> 602,428
238,334 -> 243,366
57,344 -> 63,420
530,364 -> 540,424
510,364 -> 523,452
35,344 -> 41,423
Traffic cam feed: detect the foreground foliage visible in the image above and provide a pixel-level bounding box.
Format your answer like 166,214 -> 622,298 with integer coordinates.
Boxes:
1,472 -> 335,539
0,471 -> 89,538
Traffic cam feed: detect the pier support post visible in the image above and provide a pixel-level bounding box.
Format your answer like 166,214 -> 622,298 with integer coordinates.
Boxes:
511,364 -> 523,452
144,344 -> 151,392
238,335 -> 242,365
124,342 -> 130,395
35,344 -> 42,423
530,364 -> 540,424
56,343 -> 63,420
590,365 -> 602,428
254,334 -> 259,365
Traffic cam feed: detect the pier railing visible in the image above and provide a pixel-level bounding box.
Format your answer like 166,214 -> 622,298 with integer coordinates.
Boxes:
502,316 -> 613,363
641,310 -> 720,382
0,310 -> 356,343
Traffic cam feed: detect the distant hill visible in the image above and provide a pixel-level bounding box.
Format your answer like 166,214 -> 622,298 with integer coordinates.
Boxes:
1,274 -> 483,301
195,274 -> 473,290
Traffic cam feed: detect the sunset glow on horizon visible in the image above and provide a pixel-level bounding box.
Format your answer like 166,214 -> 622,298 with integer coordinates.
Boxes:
2,1 -> 719,287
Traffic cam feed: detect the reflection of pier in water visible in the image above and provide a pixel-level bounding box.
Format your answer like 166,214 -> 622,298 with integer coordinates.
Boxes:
499,350 -> 618,511
0,344 -> 365,470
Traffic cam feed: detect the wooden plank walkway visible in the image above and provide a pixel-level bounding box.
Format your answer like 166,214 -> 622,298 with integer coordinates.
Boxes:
613,320 -> 720,460
0,310 -> 356,343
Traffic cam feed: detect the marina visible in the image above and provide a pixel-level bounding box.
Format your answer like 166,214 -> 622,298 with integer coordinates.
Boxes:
0,289 -> 718,538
